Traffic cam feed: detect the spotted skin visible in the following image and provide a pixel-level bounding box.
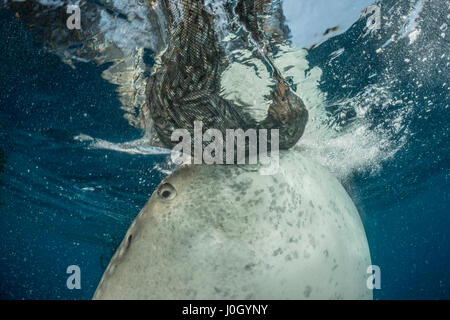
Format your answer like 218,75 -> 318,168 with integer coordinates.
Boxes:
94,150 -> 372,299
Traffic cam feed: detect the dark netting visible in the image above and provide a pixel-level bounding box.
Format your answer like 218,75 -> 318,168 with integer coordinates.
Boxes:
4,0 -> 308,155
146,0 -> 308,153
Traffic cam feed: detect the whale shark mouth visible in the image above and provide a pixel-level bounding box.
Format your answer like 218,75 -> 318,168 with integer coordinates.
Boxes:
4,0 -> 435,180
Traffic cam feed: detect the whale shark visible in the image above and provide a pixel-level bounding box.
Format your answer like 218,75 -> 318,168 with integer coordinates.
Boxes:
5,0 -> 373,299
94,149 -> 372,299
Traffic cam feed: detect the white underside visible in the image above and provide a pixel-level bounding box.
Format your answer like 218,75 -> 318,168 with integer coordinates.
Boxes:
94,150 -> 372,299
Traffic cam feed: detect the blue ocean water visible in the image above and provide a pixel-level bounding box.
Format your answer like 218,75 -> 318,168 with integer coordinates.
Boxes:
0,0 -> 449,299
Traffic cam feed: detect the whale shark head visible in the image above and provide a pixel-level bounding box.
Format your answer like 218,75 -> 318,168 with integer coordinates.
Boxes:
94,151 -> 372,299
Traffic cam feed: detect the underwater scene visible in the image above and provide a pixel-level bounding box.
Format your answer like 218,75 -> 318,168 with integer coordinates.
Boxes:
0,0 -> 449,300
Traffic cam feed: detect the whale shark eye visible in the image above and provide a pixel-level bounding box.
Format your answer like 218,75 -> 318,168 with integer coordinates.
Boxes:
158,183 -> 176,200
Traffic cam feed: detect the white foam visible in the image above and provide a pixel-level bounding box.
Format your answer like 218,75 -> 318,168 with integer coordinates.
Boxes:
399,0 -> 425,44
273,46 -> 408,179
74,134 -> 171,156
97,0 -> 157,55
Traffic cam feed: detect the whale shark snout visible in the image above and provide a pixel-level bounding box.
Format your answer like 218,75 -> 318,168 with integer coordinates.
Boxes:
94,151 -> 372,300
